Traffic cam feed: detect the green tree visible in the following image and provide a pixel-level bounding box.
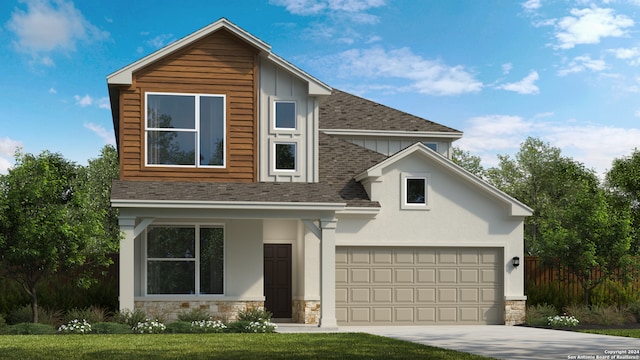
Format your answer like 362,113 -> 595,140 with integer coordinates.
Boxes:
485,137 -> 564,255
451,147 -> 486,179
606,149 -> 640,254
0,150 -> 116,322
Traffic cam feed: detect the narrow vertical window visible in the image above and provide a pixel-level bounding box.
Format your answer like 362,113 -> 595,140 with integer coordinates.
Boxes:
275,143 -> 296,171
274,101 -> 296,129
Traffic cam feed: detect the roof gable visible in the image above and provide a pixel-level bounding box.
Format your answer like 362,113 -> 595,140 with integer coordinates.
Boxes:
355,142 -> 533,217
107,18 -> 330,96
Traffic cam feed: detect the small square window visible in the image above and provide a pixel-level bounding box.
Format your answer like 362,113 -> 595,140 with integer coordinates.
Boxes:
401,173 -> 430,210
275,102 -> 296,129
275,143 -> 296,170
406,178 -> 426,204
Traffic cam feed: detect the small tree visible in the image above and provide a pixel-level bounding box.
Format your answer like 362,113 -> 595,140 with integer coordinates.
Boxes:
0,150 -> 116,322
451,147 -> 486,179
606,149 -> 640,255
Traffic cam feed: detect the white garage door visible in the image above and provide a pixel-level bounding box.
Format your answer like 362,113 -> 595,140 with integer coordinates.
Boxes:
336,247 -> 503,325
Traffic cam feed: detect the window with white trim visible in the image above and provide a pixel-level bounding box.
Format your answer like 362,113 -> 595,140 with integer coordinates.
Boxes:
146,92 -> 225,167
146,225 -> 224,295
274,142 -> 296,171
423,142 -> 438,151
401,173 -> 430,209
274,101 -> 296,130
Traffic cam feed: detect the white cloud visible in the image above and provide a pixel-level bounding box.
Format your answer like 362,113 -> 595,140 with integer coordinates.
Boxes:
74,94 -> 110,109
496,71 -> 540,94
557,55 -> 606,76
0,137 -> 23,174
49,87 -> 57,94
555,7 -> 633,49
270,0 -> 385,23
502,63 -> 513,75
328,47 -> 482,96
6,0 -> 109,62
522,0 -> 541,12
84,123 -> 115,145
609,47 -> 640,65
457,114 -> 640,176
146,34 -> 175,49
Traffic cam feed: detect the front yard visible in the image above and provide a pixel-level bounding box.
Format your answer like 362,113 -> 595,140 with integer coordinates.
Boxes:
0,333 -> 492,360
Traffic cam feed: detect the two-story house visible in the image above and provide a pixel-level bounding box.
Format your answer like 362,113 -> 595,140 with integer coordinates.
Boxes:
107,18 -> 531,327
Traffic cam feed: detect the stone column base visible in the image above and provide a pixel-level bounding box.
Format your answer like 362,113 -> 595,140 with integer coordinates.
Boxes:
293,300 -> 320,324
504,299 -> 526,325
134,300 -> 264,322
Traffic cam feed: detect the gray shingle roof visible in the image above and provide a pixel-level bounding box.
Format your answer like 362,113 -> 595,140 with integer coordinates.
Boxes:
319,89 -> 461,133
111,180 -> 344,204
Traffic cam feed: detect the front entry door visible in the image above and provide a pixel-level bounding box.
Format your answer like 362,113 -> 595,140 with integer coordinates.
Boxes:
264,244 -> 292,318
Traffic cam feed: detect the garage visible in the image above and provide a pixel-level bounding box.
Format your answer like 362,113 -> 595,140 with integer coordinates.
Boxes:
336,247 -> 503,325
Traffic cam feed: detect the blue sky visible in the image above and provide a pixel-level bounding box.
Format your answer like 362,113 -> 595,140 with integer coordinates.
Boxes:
1,0 -> 639,176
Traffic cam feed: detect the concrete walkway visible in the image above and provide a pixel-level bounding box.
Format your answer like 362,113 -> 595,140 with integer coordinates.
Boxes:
277,324 -> 640,359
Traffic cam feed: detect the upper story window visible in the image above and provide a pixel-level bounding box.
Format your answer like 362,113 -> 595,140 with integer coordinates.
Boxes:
146,92 -> 225,167
401,173 -> 431,210
274,101 -> 296,130
423,142 -> 438,151
274,142 -> 296,171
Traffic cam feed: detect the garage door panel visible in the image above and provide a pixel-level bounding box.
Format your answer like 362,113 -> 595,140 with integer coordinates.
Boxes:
336,247 -> 503,325
372,268 -> 392,283
395,288 -> 414,302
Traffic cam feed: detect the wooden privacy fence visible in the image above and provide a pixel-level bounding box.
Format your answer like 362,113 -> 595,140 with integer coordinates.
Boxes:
525,256 -> 640,305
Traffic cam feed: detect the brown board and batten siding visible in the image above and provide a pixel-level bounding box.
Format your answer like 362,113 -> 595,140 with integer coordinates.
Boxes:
118,29 -> 258,182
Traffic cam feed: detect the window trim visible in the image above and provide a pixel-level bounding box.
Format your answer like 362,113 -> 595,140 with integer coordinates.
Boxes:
143,223 -> 225,297
273,100 -> 297,131
401,172 -> 431,210
145,92 -> 226,168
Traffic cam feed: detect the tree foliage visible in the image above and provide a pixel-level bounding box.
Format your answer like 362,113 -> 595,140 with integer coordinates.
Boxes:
606,149 -> 640,254
0,148 -> 119,322
451,147 -> 486,179
483,138 -> 634,304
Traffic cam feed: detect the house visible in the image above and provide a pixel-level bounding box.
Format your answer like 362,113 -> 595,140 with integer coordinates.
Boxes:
107,18 -> 532,327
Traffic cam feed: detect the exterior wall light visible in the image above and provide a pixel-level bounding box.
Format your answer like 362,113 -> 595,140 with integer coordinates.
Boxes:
512,256 -> 520,268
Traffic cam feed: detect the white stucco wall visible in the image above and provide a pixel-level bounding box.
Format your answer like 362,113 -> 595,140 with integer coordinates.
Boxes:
336,154 -> 526,298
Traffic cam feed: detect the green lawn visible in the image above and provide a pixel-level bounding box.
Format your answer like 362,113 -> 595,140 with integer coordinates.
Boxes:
578,329 -> 640,339
0,333 -> 492,360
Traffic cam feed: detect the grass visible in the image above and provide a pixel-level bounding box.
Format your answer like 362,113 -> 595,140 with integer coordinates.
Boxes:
578,329 -> 640,339
0,333 -> 491,360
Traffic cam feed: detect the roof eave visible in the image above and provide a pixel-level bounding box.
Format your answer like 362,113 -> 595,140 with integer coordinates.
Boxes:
111,199 -> 347,211
321,129 -> 463,139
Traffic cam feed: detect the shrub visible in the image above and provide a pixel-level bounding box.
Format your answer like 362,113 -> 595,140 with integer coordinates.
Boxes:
628,301 -> 640,323
225,320 -> 252,333
191,319 -> 227,333
9,322 -> 56,335
547,315 -> 579,327
0,314 -> 8,335
177,308 -> 210,322
7,305 -> 63,327
525,303 -> 557,326
564,304 -> 634,325
112,309 -> 147,328
58,319 -> 92,334
132,319 -> 166,334
64,306 -> 109,324
91,322 -> 132,334
237,307 -> 272,323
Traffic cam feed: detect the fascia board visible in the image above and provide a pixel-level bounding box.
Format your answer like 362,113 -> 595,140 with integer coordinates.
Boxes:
265,52 -> 332,96
107,18 -> 271,85
111,199 -> 346,211
320,129 -> 463,139
336,207 -> 380,216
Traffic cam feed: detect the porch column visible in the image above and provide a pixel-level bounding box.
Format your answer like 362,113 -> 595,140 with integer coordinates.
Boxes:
118,216 -> 136,311
319,218 -> 338,328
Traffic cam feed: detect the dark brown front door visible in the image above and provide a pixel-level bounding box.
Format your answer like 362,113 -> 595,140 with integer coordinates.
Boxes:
264,244 -> 292,318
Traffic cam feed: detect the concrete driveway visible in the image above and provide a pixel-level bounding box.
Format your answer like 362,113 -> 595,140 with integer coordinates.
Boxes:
277,324 -> 640,359
346,326 -> 640,359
